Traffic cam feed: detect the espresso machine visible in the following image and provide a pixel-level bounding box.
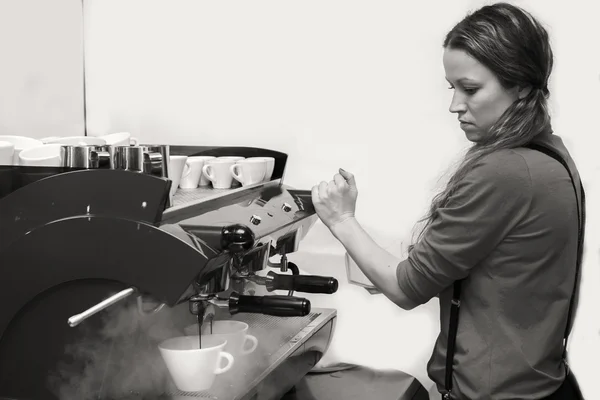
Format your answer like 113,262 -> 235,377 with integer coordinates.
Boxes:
0,145 -> 338,400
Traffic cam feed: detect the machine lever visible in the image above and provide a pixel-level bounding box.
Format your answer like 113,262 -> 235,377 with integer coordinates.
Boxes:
67,287 -> 135,327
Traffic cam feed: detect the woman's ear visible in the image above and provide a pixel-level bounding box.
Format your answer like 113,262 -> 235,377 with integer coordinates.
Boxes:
517,86 -> 532,99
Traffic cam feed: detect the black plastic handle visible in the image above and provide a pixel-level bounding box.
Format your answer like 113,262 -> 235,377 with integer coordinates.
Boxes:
266,271 -> 338,294
228,292 -> 311,317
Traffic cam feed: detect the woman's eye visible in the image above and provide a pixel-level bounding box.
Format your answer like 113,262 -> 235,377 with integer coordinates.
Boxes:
464,87 -> 478,95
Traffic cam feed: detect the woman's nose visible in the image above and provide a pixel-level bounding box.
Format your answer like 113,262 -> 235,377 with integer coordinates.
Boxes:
449,92 -> 467,114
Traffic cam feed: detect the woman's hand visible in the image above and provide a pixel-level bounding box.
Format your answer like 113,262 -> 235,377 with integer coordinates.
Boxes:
311,168 -> 358,235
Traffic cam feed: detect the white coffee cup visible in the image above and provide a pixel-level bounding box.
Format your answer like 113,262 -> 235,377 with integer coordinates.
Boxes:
98,132 -> 139,146
230,158 -> 267,187
190,156 -> 216,186
202,158 -> 237,189
158,335 -> 234,392
246,157 -> 274,182
184,320 -> 258,358
45,136 -> 107,147
179,156 -> 208,189
0,135 -> 44,164
18,144 -> 63,167
218,156 -> 245,186
0,141 -> 15,165
169,155 -> 188,197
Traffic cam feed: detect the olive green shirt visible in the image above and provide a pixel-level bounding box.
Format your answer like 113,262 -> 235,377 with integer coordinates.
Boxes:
397,132 -> 581,399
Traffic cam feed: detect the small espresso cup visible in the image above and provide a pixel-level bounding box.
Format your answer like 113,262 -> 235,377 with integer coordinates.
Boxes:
18,144 -> 63,167
202,158 -> 237,189
158,336 -> 234,392
193,156 -> 216,186
179,156 -> 210,189
230,158 -> 267,187
218,157 -> 245,187
0,141 -> 15,165
168,155 -> 188,197
246,157 -> 275,182
0,135 -> 43,164
184,320 -> 258,358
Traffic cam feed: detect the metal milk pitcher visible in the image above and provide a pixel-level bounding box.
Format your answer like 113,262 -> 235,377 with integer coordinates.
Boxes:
113,145 -> 170,178
139,145 -> 170,178
61,145 -> 111,169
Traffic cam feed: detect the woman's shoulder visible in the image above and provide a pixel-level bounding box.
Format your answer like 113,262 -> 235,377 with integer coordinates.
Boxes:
469,149 -> 532,186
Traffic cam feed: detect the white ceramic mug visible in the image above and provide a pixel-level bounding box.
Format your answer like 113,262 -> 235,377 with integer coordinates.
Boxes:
246,157 -> 275,182
45,136 -> 107,147
218,157 -> 245,186
169,155 -> 188,197
0,141 -> 15,165
193,156 -> 216,186
179,156 -> 210,189
230,159 -> 267,187
0,135 -> 43,164
202,158 -> 237,189
18,144 -> 63,167
98,132 -> 139,146
184,320 -> 258,358
158,336 -> 234,392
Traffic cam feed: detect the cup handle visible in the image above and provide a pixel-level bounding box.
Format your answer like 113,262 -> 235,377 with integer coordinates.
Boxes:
181,161 -> 191,179
230,164 -> 242,183
215,351 -> 234,375
202,164 -> 214,182
129,137 -> 139,145
242,334 -> 258,355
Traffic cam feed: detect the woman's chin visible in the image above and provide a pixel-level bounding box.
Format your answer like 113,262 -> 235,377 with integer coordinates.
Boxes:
461,126 -> 484,143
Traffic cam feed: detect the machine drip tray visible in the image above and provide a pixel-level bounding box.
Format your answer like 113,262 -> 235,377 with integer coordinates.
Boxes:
115,308 -> 336,400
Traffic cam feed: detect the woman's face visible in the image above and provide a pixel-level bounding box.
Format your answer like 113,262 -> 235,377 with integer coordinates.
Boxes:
443,47 -> 521,143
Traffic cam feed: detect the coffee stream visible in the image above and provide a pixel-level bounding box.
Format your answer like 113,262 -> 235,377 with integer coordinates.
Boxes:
197,315 -> 214,349
197,314 -> 202,349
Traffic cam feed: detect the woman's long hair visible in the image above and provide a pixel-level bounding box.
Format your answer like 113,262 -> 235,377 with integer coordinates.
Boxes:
409,3 -> 554,251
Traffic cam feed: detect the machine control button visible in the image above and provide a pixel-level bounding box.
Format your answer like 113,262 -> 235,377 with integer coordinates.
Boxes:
282,203 -> 292,212
250,215 -> 262,225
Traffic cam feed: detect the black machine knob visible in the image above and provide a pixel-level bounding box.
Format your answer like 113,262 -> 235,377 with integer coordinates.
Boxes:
221,224 -> 255,253
265,271 -> 338,294
229,292 -> 311,317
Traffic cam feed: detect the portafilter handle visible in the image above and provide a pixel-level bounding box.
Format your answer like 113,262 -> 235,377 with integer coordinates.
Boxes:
228,291 -> 311,317
264,270 -> 338,294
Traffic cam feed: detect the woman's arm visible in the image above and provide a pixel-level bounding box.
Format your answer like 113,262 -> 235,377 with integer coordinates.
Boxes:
311,169 -> 417,310
331,216 -> 418,310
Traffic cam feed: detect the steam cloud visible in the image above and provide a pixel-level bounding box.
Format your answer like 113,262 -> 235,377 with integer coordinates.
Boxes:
47,297 -> 293,400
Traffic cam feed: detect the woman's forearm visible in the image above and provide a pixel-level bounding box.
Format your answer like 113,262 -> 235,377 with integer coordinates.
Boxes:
330,217 -> 417,310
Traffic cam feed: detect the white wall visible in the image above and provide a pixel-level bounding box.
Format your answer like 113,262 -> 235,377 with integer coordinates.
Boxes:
0,0 -> 84,139
83,0 -> 599,398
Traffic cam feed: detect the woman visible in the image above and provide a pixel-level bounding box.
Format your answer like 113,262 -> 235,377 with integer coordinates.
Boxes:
312,3 -> 585,400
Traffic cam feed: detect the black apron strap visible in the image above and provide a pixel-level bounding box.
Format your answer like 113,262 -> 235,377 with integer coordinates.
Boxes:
442,279 -> 463,399
441,143 -> 585,399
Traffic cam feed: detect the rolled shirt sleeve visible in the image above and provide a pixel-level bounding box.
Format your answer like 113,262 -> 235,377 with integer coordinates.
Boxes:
397,150 -> 533,305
